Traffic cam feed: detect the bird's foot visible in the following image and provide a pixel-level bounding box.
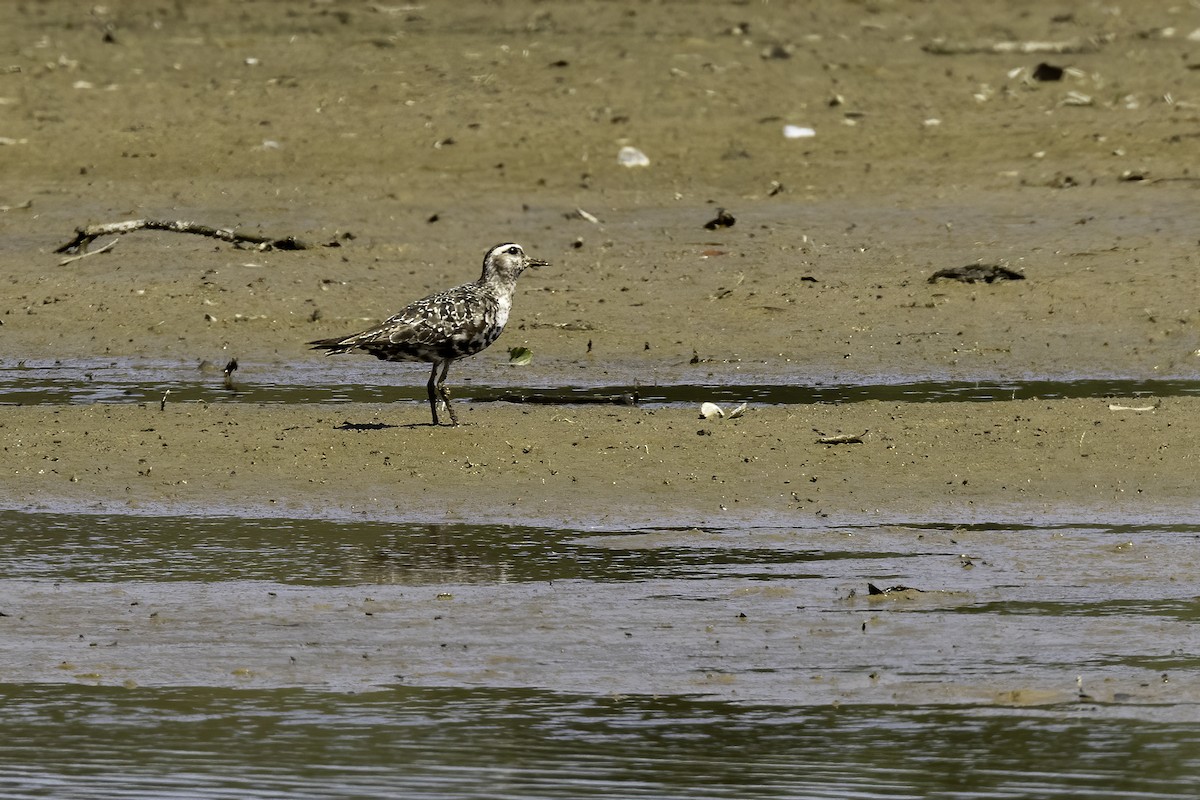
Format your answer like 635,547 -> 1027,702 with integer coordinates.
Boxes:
430,401 -> 459,426
438,386 -> 459,426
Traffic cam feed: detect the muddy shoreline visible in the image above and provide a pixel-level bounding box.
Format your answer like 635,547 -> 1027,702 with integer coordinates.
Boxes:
2,397 -> 1196,528
2,0 -> 1199,524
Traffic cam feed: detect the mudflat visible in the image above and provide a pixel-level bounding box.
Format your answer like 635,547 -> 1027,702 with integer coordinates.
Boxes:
2,0 -> 1198,524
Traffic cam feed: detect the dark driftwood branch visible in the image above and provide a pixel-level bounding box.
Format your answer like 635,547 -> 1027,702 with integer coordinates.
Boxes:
928,264 -> 1025,284
54,218 -> 316,254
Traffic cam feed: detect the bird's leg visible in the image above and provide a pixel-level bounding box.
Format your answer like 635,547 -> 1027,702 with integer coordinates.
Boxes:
436,360 -> 458,426
426,362 -> 442,425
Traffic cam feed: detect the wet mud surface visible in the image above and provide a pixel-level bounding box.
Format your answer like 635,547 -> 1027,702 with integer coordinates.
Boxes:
3,510 -> 1200,708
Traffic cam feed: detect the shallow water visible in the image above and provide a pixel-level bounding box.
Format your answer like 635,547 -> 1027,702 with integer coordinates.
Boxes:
3,683 -> 1197,800
2,510 -> 1200,796
1,358 -> 1197,406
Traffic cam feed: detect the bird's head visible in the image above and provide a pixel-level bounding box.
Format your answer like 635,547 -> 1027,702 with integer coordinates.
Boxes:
482,243 -> 549,283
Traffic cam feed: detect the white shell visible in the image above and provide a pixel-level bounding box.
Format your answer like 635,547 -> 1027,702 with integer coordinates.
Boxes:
618,146 -> 651,167
783,125 -> 816,139
700,402 -> 725,420
727,402 -> 748,419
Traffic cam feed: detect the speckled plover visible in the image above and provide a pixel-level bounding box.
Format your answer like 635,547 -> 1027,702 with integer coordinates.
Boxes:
309,243 -> 548,426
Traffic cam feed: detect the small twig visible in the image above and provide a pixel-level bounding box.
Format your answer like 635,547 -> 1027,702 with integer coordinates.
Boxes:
923,37 -> 1104,56
58,237 -> 118,266
55,218 -> 318,254
1108,402 -> 1158,412
817,431 -> 866,445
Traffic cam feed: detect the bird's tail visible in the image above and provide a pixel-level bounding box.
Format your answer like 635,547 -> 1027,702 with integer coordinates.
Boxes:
308,336 -> 359,355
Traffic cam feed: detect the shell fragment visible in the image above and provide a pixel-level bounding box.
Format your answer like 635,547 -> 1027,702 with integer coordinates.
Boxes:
700,401 -> 748,421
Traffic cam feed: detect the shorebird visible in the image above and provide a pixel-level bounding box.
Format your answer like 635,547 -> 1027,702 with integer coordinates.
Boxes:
310,242 -> 548,426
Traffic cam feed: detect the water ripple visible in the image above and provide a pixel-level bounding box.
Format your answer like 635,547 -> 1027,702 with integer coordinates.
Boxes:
0,684 -> 1197,799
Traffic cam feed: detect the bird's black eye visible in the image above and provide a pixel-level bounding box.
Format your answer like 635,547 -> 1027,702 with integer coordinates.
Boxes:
506,246 -> 521,255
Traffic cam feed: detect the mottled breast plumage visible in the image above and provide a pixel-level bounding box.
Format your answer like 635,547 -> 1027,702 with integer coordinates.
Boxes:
360,283 -> 504,362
